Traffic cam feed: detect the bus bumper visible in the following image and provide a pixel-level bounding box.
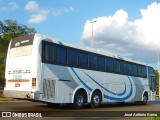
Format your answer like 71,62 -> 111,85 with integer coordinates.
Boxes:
3,90 -> 36,99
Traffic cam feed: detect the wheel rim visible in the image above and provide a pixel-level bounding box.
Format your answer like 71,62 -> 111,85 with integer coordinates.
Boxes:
93,95 -> 100,104
76,95 -> 84,106
143,95 -> 147,103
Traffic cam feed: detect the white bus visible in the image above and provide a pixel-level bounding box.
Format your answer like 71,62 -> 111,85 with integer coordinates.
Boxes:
3,34 -> 156,108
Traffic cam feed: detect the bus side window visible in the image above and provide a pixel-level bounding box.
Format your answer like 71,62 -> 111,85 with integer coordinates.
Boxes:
142,66 -> 147,78
114,60 -> 120,73
106,57 -> 113,72
50,45 -> 54,62
68,49 -> 78,65
138,65 -> 142,77
79,52 -> 88,67
56,46 -> 67,64
132,64 -> 138,76
44,44 -> 50,61
89,54 -> 97,69
127,63 -> 132,75
120,61 -> 126,74
97,56 -> 105,71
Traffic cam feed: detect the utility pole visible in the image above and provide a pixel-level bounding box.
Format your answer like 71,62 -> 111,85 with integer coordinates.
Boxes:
90,20 -> 97,48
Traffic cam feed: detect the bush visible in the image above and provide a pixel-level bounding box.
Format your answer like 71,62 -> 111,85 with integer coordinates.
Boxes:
0,64 -> 5,87
156,84 -> 159,95
0,91 -> 3,97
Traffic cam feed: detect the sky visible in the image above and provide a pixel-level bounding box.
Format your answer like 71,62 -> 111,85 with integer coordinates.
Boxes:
0,0 -> 160,69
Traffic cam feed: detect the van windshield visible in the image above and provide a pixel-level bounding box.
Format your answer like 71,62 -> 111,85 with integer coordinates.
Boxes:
9,34 -> 34,58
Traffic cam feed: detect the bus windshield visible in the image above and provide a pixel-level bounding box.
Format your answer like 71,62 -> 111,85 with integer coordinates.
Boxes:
9,34 -> 34,58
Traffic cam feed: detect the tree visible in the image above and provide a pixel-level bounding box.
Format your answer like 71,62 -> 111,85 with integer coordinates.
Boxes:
154,70 -> 159,95
0,19 -> 36,85
154,70 -> 159,83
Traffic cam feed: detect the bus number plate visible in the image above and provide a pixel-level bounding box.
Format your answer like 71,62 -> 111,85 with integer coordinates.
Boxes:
15,83 -> 20,87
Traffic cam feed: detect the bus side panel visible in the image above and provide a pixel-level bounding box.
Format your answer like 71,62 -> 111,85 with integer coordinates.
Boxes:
41,64 -> 79,103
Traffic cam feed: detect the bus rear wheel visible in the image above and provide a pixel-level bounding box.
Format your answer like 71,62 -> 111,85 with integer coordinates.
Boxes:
73,91 -> 86,109
91,91 -> 102,108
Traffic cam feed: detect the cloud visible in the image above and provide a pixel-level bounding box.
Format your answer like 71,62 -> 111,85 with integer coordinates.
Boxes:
81,2 -> 160,65
8,2 -> 19,10
25,1 -> 48,24
53,7 -> 74,16
0,7 -> 8,11
25,1 -> 74,24
28,10 -> 49,24
0,1 -> 19,11
25,1 -> 38,12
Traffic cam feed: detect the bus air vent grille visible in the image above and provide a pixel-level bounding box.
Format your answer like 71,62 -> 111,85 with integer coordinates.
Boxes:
43,80 -> 55,100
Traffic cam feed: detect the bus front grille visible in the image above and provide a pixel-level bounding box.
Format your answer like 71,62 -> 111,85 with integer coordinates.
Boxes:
43,80 -> 55,100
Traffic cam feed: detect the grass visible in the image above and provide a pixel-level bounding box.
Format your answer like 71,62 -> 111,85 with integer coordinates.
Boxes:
147,117 -> 160,120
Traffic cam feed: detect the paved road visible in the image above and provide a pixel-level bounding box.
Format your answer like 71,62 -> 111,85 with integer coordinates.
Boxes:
0,98 -> 160,120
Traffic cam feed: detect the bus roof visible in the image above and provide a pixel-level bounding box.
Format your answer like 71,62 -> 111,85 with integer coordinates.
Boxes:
37,34 -> 148,66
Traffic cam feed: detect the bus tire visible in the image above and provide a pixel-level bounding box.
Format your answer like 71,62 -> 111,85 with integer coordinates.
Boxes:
91,91 -> 102,108
142,93 -> 148,105
73,91 -> 86,109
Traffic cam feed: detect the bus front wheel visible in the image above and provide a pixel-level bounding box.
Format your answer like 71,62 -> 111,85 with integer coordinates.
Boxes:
73,91 -> 86,109
142,93 -> 148,105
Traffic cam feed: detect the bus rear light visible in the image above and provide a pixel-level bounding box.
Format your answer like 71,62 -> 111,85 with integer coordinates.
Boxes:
32,78 -> 36,88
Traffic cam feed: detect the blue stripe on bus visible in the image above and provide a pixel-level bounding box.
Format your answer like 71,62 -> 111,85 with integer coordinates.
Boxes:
83,71 -> 126,96
71,68 -> 133,101
104,76 -> 133,101
71,68 -> 92,92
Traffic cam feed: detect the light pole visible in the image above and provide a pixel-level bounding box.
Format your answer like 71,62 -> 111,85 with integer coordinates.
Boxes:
90,20 -> 97,48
